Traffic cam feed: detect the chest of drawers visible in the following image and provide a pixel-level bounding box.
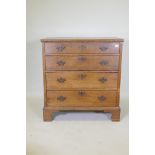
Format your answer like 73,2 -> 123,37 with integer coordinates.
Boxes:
41,38 -> 124,121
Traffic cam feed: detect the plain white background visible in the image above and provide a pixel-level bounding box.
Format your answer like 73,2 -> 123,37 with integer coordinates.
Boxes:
26,0 -> 129,98
1,0 -> 155,155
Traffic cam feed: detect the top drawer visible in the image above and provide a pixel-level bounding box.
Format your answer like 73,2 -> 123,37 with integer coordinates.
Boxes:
45,42 -> 119,54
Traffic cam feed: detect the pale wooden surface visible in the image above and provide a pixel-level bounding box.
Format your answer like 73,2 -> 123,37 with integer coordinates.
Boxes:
41,37 -> 124,42
45,55 -> 119,71
41,38 -> 123,121
46,72 -> 118,90
46,90 -> 117,107
45,42 -> 120,54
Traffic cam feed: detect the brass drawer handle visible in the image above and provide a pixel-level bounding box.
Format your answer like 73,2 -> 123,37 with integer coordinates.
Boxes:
99,60 -> 109,65
78,91 -> 86,96
98,96 -> 106,102
57,96 -> 66,101
78,56 -> 87,61
99,46 -> 108,51
57,77 -> 66,83
56,45 -> 65,52
79,74 -> 86,80
79,45 -> 87,50
57,60 -> 66,66
99,77 -> 107,83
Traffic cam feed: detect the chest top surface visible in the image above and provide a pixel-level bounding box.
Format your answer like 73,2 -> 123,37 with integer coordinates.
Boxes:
41,37 -> 124,42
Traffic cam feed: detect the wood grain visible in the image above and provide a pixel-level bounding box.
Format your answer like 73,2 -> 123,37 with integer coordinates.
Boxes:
41,37 -> 124,42
42,43 -> 47,106
41,38 -> 123,121
45,42 -> 119,54
46,71 -> 118,90
45,55 -> 119,71
46,90 -> 117,107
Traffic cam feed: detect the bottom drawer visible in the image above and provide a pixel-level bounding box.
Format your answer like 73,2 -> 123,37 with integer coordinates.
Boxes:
46,91 -> 118,107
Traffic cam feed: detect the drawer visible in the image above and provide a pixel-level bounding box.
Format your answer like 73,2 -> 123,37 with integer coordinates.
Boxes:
46,90 -> 117,107
46,55 -> 119,71
46,72 -> 118,90
45,42 -> 119,54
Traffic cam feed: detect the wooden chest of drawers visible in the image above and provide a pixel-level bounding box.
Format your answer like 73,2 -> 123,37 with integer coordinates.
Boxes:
41,38 -> 124,121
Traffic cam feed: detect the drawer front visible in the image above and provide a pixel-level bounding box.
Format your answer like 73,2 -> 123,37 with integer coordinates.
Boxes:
46,72 -> 118,90
45,42 -> 119,54
47,91 -> 117,107
46,55 -> 119,71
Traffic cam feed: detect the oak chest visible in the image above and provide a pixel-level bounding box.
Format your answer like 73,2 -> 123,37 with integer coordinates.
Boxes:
41,38 -> 124,121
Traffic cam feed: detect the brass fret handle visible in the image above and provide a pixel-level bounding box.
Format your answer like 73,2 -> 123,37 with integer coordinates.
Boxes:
57,60 -> 66,66
56,45 -> 65,52
98,77 -> 107,83
78,56 -> 87,61
99,46 -> 108,51
79,73 -> 86,80
98,96 -> 106,102
57,77 -> 66,83
78,91 -> 86,96
57,96 -> 66,101
99,60 -> 109,66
